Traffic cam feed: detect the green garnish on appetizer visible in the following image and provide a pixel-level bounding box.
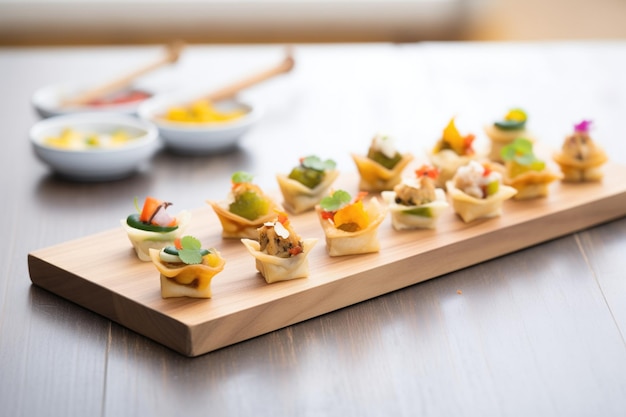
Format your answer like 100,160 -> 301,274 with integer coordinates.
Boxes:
494,108 -> 527,131
160,236 -> 211,265
126,196 -> 179,233
501,137 -> 545,177
228,171 -> 270,221
288,155 -> 336,189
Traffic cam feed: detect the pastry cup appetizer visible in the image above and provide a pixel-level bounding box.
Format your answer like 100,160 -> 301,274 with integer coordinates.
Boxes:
149,236 -> 226,299
352,133 -> 413,191
502,138 -> 562,200
446,160 -> 517,223
121,196 -> 190,261
241,212 -> 317,283
316,190 -> 387,256
276,155 -> 339,214
208,171 -> 282,239
429,118 -> 478,188
553,120 -> 608,182
484,108 -> 532,163
381,165 -> 449,230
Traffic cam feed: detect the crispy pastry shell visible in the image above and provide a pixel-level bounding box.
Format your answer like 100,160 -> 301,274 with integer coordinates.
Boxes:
483,124 -> 534,163
446,180 -> 517,223
553,149 -> 608,182
352,153 -> 414,191
149,248 -> 226,299
505,169 -> 563,200
316,197 -> 387,256
241,238 -> 318,283
208,199 -> 283,239
276,170 -> 339,214
381,188 -> 449,230
121,210 -> 191,261
429,149 -> 476,189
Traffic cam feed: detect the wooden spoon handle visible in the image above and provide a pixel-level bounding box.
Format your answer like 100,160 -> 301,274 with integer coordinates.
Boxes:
63,41 -> 185,107
205,48 -> 295,102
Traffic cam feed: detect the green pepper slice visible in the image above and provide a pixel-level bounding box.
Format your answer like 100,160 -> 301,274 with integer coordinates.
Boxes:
402,206 -> 433,218
163,246 -> 209,256
126,213 -> 178,233
494,120 -> 526,131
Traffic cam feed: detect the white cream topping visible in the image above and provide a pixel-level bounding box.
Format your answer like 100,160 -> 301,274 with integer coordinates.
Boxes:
455,161 -> 502,199
372,133 -> 397,159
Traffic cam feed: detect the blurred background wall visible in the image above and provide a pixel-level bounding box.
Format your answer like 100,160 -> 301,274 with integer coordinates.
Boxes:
0,0 -> 625,46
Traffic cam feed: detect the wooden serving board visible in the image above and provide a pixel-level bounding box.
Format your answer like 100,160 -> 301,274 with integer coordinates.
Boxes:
28,163 -> 626,357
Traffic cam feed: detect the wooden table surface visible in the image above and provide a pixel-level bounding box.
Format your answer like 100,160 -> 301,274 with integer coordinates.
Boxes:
2,42 -> 626,416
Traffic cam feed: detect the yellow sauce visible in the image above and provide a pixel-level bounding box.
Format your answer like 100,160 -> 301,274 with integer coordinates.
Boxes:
44,128 -> 138,150
164,100 -> 245,124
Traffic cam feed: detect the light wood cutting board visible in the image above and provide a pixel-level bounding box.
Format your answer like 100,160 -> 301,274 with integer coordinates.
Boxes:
28,163 -> 626,356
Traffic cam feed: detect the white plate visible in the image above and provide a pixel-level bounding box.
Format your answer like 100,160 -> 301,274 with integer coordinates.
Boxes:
138,91 -> 261,154
32,82 -> 156,118
30,113 -> 160,181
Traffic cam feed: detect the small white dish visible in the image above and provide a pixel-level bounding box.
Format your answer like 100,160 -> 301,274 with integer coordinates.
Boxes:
138,91 -> 261,154
32,82 -> 155,118
30,112 -> 160,181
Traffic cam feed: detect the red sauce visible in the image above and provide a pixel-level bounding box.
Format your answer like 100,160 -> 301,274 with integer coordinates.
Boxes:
86,90 -> 151,106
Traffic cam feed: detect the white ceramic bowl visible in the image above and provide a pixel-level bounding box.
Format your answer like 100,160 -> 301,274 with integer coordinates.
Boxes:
32,82 -> 155,118
138,91 -> 261,154
30,113 -> 160,181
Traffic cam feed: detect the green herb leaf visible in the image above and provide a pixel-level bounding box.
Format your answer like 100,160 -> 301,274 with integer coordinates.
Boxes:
178,250 -> 203,265
514,137 -> 533,154
231,171 -> 254,184
177,235 -> 204,265
320,190 -> 352,211
500,145 -> 517,162
133,196 -> 141,213
501,138 -> 546,174
181,236 -> 202,251
501,138 -> 542,167
301,155 -> 336,172
515,153 -> 535,166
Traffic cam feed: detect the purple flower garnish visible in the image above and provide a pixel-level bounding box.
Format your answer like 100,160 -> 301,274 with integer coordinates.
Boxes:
574,120 -> 592,133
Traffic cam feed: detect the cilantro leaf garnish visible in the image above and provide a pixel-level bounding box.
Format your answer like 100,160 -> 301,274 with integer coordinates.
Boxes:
177,235 -> 205,265
231,171 -> 254,184
301,155 -> 336,172
320,190 -> 352,212
501,138 -> 544,169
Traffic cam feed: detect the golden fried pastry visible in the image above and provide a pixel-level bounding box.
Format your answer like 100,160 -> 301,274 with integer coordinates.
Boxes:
553,120 -> 608,182
352,133 -> 413,191
241,213 -> 317,283
149,236 -> 225,299
446,160 -> 517,223
484,108 -> 533,163
381,165 -> 449,230
316,190 -> 387,256
430,118 -> 478,188
501,138 -> 562,199
276,155 -> 339,214
121,196 -> 190,261
209,171 -> 282,239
